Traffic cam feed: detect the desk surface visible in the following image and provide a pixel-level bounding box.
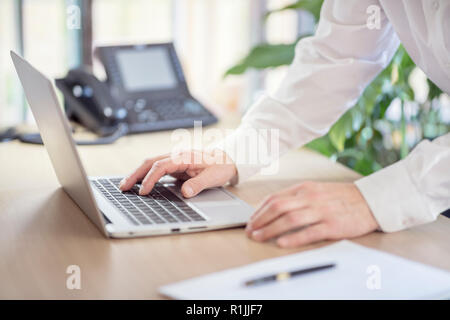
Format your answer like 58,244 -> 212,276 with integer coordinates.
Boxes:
1,117 -> 450,299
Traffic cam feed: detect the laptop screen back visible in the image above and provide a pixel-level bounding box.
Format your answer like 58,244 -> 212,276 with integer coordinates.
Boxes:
10,51 -> 107,236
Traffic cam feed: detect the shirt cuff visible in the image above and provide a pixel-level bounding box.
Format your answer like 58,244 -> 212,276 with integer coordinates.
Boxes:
354,160 -> 435,233
211,124 -> 270,185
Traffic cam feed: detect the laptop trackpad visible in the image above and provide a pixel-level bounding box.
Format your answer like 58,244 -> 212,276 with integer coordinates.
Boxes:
168,186 -> 237,207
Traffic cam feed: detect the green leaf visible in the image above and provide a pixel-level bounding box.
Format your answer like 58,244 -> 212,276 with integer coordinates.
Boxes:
306,136 -> 336,157
223,64 -> 248,76
350,106 -> 364,132
328,110 -> 353,152
392,46 -> 415,85
353,157 -> 376,176
224,42 -> 298,76
265,0 -> 324,22
373,94 -> 392,119
360,80 -> 383,114
398,47 -> 415,71
427,79 -> 443,101
334,148 -> 364,161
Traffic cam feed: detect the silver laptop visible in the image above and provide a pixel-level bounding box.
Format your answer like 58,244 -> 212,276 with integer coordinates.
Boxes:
11,51 -> 253,238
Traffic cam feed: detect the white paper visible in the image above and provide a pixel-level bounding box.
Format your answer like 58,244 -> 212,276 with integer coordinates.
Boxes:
159,240 -> 450,300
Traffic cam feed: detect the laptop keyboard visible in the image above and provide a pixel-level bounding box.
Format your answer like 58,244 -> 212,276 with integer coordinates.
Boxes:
91,178 -> 206,226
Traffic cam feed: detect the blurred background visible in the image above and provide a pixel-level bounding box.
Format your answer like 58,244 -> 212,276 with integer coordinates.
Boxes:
1,0 -> 449,176
0,0 -> 302,124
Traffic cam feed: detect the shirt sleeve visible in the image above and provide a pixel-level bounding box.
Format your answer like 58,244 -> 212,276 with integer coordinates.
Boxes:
214,0 -> 400,183
355,133 -> 450,232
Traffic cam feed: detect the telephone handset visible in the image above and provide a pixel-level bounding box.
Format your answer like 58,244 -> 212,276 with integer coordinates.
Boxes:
55,68 -> 128,137
17,68 -> 128,145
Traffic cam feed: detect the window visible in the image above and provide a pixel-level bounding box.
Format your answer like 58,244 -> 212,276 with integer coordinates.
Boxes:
91,0 -> 173,80
0,0 -> 79,126
0,0 -> 23,126
92,0 -> 173,45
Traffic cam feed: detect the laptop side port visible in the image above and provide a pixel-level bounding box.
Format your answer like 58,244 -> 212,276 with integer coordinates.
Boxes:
188,226 -> 207,230
171,228 -> 181,233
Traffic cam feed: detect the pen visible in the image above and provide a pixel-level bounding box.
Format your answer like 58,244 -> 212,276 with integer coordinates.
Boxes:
244,263 -> 336,287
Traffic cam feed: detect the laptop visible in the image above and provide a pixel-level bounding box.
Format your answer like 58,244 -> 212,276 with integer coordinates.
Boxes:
11,51 -> 253,238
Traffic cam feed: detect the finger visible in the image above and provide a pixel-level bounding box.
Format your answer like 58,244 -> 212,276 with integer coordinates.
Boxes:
246,196 -> 309,234
250,184 -> 304,221
250,209 -> 321,242
186,168 -> 201,177
170,150 -> 208,169
119,154 -> 168,191
181,166 -> 225,198
249,181 -> 317,225
276,223 -> 329,248
139,157 -> 189,195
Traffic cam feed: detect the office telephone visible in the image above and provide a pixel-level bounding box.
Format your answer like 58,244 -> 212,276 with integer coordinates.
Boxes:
17,43 -> 217,145
62,43 -> 217,137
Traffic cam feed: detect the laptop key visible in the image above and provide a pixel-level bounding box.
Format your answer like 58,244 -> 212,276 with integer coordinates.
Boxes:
165,216 -> 177,223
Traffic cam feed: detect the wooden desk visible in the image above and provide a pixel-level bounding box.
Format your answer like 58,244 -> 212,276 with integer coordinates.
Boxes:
1,117 -> 449,299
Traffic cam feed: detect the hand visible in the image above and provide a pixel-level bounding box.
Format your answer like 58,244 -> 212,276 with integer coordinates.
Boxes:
119,149 -> 237,198
245,181 -> 379,248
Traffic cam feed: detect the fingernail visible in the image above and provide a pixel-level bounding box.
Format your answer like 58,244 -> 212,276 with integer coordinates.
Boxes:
252,230 -> 262,240
119,179 -> 126,189
184,185 -> 194,197
139,187 -> 145,195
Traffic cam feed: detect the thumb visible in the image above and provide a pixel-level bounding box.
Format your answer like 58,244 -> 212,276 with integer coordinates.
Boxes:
181,169 -> 217,198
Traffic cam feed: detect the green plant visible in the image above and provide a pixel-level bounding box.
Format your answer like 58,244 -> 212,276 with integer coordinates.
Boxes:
225,0 -> 323,77
225,0 -> 447,175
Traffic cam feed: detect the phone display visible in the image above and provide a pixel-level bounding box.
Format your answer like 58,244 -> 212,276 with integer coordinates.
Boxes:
116,47 -> 178,92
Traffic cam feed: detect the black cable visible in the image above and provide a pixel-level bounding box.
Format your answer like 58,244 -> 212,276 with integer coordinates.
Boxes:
0,127 -> 18,142
16,123 -> 128,145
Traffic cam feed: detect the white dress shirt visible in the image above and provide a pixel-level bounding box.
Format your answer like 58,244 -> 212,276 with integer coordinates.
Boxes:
216,0 -> 450,232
